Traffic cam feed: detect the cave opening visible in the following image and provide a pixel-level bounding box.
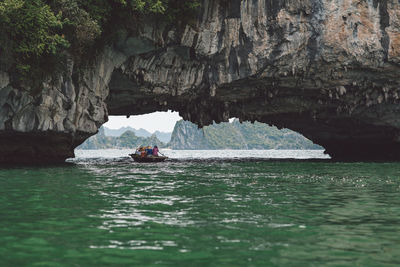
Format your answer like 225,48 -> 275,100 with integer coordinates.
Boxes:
77,111 -> 325,155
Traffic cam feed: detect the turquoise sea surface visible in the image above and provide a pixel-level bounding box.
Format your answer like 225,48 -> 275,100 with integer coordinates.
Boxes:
1,150 -> 400,266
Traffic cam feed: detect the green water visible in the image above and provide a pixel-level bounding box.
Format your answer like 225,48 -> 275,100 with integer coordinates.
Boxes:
1,158 -> 400,266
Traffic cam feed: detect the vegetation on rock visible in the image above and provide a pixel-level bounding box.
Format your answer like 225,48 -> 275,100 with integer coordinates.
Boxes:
103,127 -> 172,143
169,120 -> 323,150
0,0 -> 200,89
80,120 -> 322,150
78,126 -> 166,149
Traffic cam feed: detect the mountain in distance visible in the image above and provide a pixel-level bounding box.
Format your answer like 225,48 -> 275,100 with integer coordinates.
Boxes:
78,127 -> 165,150
104,127 -> 151,137
104,127 -> 172,143
153,131 -> 172,143
79,120 -> 322,150
169,120 -> 322,150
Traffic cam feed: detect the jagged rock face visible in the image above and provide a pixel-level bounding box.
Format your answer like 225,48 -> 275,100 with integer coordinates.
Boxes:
1,0 -> 400,162
0,48 -> 124,163
169,119 -> 322,150
107,0 -> 400,160
169,121 -> 211,149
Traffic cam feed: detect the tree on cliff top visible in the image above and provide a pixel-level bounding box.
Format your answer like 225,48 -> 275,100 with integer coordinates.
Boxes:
0,0 -> 200,91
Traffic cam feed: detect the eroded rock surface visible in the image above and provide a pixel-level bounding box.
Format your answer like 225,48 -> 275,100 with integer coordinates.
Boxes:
107,0 -> 400,160
0,49 -> 122,163
1,0 -> 400,162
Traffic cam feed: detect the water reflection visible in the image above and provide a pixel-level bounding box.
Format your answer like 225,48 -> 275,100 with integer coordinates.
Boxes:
1,156 -> 400,265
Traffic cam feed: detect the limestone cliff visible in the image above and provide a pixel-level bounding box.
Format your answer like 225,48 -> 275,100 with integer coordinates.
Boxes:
1,0 -> 400,162
0,49 -> 122,163
169,120 -> 322,150
107,0 -> 400,160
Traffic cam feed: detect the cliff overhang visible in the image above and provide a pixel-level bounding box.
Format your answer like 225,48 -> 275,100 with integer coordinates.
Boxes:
1,0 -> 400,162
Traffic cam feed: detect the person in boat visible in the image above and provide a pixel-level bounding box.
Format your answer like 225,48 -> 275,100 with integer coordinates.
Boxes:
153,145 -> 159,156
136,146 -> 144,155
145,146 -> 153,156
135,146 -> 147,157
141,148 -> 147,158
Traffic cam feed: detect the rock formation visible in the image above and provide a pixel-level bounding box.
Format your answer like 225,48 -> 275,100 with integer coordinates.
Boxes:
0,49 -> 120,163
169,120 -> 322,150
77,127 -> 165,150
1,0 -> 400,162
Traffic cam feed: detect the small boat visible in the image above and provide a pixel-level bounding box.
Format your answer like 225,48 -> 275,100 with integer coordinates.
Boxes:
129,154 -> 168,163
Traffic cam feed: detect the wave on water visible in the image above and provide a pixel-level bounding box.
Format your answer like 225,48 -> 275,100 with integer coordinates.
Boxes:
3,149 -> 400,266
71,149 -> 330,165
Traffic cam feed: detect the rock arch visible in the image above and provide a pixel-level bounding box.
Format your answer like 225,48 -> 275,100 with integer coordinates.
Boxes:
1,0 -> 400,162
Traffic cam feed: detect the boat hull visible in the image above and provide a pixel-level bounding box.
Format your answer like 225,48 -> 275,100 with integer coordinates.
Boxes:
129,154 -> 168,163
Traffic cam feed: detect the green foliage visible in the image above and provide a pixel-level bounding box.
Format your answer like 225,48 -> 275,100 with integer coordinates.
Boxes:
0,0 -> 69,82
169,120 -> 323,150
130,0 -> 166,13
0,0 -> 201,90
163,0 -> 200,23
46,0 -> 102,55
78,127 -> 166,149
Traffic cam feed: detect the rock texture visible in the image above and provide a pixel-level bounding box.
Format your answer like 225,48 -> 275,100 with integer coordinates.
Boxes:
0,49 -> 122,163
107,0 -> 400,160
169,120 -> 322,150
1,0 -> 400,162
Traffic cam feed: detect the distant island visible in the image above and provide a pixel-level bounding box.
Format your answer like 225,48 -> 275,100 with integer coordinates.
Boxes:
77,120 -> 321,150
103,127 -> 172,143
169,120 -> 321,150
77,127 -> 166,150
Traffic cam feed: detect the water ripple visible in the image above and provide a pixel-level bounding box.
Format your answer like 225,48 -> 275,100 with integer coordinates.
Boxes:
2,151 -> 400,266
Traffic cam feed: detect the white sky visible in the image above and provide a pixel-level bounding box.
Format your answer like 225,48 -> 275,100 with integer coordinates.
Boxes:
104,110 -> 182,133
